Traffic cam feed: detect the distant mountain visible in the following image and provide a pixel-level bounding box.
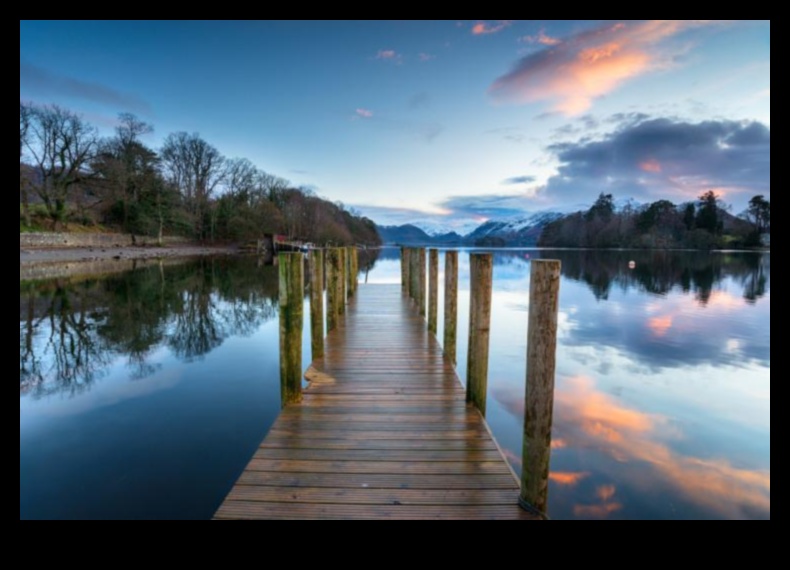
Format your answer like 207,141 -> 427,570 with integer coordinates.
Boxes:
376,224 -> 435,245
376,211 -> 563,246
465,212 -> 564,246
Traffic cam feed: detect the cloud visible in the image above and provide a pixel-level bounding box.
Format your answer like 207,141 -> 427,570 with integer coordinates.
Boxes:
439,192 -> 542,220
502,175 -> 537,185
489,20 -> 729,114
549,472 -> 590,486
354,108 -> 373,119
542,116 -> 770,209
418,53 -> 436,62
472,20 -> 513,35
374,49 -> 402,63
522,30 -> 561,46
494,376 -> 771,519
20,61 -> 151,114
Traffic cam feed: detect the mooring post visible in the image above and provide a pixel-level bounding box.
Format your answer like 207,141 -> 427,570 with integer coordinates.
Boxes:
466,252 -> 493,415
428,249 -> 439,334
326,248 -> 341,332
338,247 -> 347,315
346,246 -> 354,299
352,247 -> 359,296
279,252 -> 303,407
418,248 -> 427,318
443,250 -> 458,364
520,259 -> 561,515
400,247 -> 410,293
409,247 -> 420,303
309,249 -> 324,361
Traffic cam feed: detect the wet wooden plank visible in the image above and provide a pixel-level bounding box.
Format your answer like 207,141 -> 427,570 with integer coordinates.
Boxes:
214,283 -> 537,520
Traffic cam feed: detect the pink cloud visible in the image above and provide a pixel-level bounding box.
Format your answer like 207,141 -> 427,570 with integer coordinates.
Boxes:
640,159 -> 663,173
375,49 -> 401,62
490,20 -> 729,115
355,108 -> 373,119
472,20 -> 513,35
418,52 -> 435,62
522,30 -> 561,46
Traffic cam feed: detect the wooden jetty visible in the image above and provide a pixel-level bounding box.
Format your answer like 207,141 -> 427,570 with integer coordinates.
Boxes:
214,248 -> 559,520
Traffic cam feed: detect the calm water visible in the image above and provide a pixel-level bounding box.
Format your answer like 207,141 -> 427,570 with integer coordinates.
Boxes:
19,249 -> 770,519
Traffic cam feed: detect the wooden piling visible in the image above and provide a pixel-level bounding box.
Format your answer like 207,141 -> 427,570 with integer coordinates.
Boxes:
326,248 -> 341,332
466,253 -> 493,415
401,247 -> 410,294
346,246 -> 354,299
278,253 -> 303,407
338,247 -> 347,315
418,248 -> 427,318
351,247 -> 358,296
428,249 -> 439,334
520,259 -> 561,516
309,249 -> 324,361
409,247 -> 420,303
443,250 -> 458,364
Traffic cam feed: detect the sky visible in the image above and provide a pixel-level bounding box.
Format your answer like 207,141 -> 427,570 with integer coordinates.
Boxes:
20,20 -> 771,231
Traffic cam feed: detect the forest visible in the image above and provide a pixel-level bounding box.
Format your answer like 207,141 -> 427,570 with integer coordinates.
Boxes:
19,103 -> 381,246
538,192 -> 770,249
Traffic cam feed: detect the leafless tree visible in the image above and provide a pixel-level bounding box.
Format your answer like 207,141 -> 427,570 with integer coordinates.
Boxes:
161,132 -> 225,239
23,104 -> 98,228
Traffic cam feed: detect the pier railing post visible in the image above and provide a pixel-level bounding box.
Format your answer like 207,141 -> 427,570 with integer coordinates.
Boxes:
279,252 -> 303,407
350,247 -> 358,297
443,250 -> 458,364
410,248 -> 418,302
326,248 -> 341,332
418,248 -> 427,318
428,249 -> 439,334
466,253 -> 493,415
346,246 -> 354,299
338,247 -> 347,315
309,249 -> 324,361
520,259 -> 561,515
400,247 -> 411,293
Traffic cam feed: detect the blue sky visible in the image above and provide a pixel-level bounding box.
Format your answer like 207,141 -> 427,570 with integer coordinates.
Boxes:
20,20 -> 770,230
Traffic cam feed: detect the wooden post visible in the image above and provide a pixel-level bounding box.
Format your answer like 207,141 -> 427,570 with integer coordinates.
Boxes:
409,247 -> 420,303
418,248 -> 427,318
520,259 -> 561,515
279,252 -> 303,407
428,249 -> 439,334
309,249 -> 324,361
466,253 -> 493,415
443,250 -> 458,364
351,247 -> 358,297
346,245 -> 356,299
326,248 -> 341,332
401,247 -> 410,294
338,247 -> 346,315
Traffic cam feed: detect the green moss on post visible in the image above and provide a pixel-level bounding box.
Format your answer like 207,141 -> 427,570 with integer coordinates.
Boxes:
520,259 -> 561,515
428,249 -> 439,334
279,253 -> 304,407
326,248 -> 341,332
466,253 -> 493,415
443,250 -> 458,364
309,249 -> 324,361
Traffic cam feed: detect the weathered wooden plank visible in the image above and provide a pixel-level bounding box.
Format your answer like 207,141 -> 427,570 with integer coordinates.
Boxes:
215,283 -> 535,520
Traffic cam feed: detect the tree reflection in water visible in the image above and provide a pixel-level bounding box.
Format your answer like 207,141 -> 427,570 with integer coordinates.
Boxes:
20,257 -> 280,398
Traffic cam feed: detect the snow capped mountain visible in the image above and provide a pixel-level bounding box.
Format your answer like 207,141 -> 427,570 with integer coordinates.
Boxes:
411,220 -> 483,237
466,211 -> 563,244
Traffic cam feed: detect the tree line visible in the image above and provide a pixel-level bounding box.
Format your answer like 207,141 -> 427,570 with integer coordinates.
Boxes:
20,102 -> 381,246
538,191 -> 770,249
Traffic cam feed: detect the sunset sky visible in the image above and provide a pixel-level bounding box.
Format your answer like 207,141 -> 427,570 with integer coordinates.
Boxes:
20,20 -> 771,230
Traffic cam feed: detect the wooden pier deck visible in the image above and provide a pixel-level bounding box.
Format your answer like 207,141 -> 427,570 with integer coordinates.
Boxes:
214,283 -> 537,520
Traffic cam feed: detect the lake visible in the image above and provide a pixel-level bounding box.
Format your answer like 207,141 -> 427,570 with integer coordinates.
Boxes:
19,248 -> 770,519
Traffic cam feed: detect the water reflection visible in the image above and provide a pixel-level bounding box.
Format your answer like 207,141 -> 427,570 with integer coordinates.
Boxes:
20,257 -> 279,398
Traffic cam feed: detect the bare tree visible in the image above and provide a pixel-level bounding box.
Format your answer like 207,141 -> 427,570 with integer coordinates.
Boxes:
161,132 -> 225,239
20,102 -> 32,226
23,104 -> 98,228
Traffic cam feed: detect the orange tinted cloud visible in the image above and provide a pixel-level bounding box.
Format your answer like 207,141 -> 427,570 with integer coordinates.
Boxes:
574,501 -> 623,518
490,20 -> 728,115
550,472 -> 590,486
472,20 -> 513,35
522,30 -> 561,46
640,159 -> 662,173
648,315 -> 673,337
